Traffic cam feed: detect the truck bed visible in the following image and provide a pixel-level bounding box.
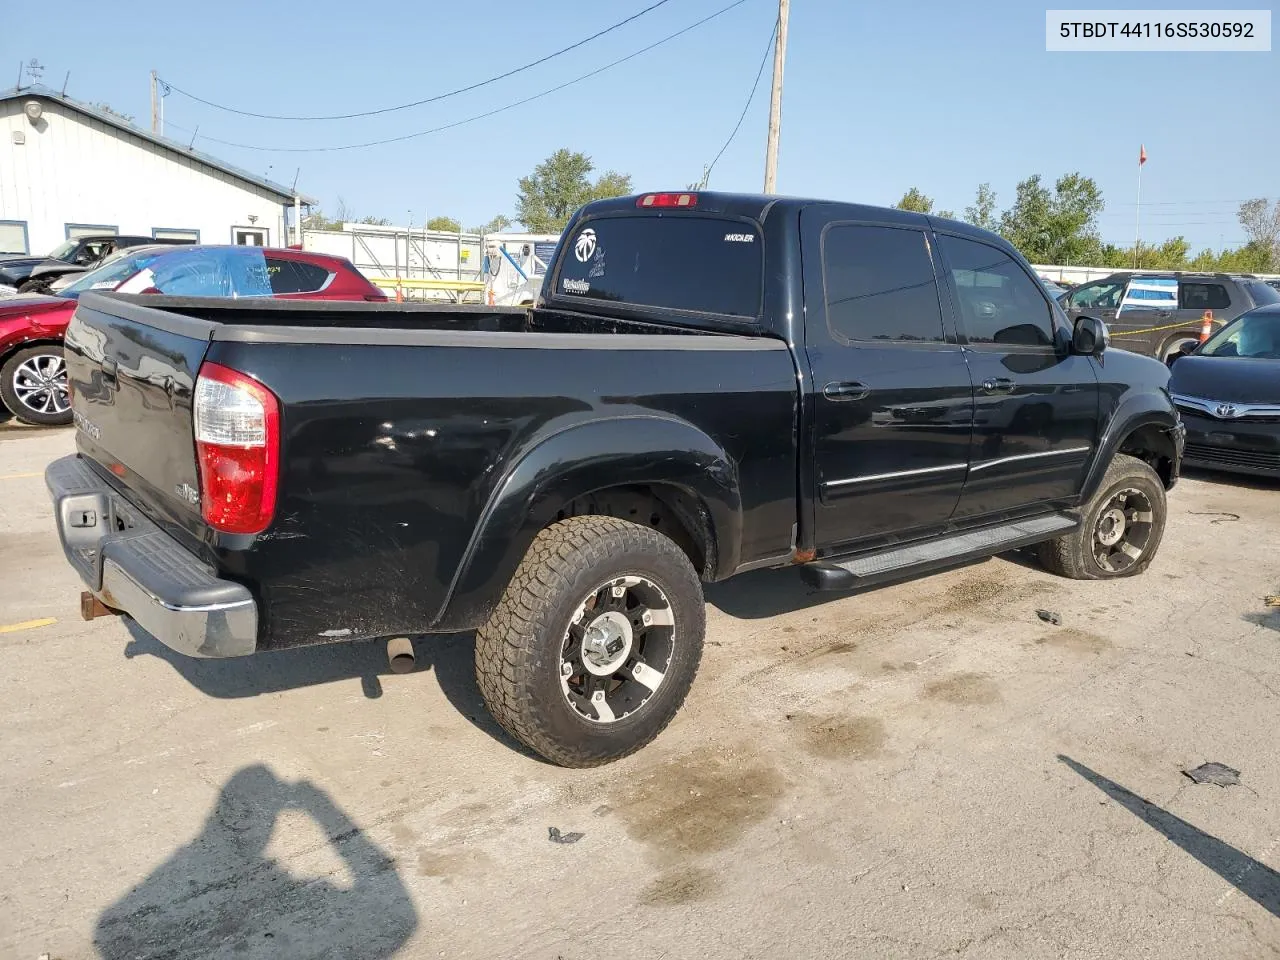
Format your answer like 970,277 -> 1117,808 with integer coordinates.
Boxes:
63,293 -> 799,650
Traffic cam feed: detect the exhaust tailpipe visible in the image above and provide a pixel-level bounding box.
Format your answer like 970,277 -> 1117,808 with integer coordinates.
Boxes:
387,637 -> 416,674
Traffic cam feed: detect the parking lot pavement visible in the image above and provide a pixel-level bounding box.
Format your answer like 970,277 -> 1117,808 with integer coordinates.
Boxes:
1,426 -> 1278,960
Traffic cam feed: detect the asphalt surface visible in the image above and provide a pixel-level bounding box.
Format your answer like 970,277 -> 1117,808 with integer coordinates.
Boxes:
2,423 -> 1278,959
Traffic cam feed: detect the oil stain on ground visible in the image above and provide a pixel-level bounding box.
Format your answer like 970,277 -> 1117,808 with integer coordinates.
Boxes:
609,749 -> 786,861
416,847 -> 494,882
639,866 -> 721,906
923,671 -> 1002,705
1035,628 -> 1111,655
796,714 -> 887,760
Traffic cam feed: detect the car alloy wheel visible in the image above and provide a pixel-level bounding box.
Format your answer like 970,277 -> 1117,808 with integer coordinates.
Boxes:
559,575 -> 676,724
1092,487 -> 1154,573
12,353 -> 70,417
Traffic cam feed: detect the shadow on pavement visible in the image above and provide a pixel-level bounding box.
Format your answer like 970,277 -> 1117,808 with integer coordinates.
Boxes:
94,764 -> 418,959
1242,610 -> 1280,633
1181,466 -> 1280,491
123,622 -> 531,757
1059,754 -> 1280,918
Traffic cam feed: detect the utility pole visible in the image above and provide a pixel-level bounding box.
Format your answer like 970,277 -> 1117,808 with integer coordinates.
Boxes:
150,70 -> 159,135
763,0 -> 790,194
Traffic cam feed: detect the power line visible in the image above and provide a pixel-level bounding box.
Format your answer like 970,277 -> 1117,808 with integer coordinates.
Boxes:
166,0 -> 753,153
161,0 -> 675,122
700,16 -> 777,187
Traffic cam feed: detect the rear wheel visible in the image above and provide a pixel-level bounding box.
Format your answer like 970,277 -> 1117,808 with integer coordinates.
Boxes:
475,516 -> 705,767
1036,453 -> 1167,579
1,346 -> 72,426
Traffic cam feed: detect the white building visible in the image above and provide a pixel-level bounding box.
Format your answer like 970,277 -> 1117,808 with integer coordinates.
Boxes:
0,85 -> 313,256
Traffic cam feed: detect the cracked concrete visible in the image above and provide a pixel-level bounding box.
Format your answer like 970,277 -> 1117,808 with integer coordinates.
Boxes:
2,425 -> 1279,959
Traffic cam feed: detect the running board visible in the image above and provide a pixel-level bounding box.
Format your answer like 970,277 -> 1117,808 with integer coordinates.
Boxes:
800,513 -> 1078,592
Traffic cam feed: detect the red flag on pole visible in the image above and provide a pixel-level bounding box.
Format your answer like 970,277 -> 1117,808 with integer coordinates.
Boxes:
1139,144 -> 1147,166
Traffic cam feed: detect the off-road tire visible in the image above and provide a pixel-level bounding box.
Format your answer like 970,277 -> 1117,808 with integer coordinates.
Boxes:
1036,453 -> 1167,579
474,516 -> 705,767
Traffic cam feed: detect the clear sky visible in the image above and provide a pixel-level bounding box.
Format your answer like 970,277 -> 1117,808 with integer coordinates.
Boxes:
15,0 -> 1278,251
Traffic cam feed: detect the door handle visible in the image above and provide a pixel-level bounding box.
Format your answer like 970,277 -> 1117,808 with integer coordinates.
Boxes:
980,376 -> 1014,395
823,381 -> 871,401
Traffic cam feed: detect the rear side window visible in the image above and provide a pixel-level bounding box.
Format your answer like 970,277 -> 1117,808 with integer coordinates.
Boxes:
555,216 -> 761,318
267,258 -> 331,294
822,225 -> 945,342
938,234 -> 1055,347
1180,282 -> 1230,310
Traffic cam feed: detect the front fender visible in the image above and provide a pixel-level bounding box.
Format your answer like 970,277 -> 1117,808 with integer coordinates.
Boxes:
433,415 -> 741,631
1082,391 -> 1180,501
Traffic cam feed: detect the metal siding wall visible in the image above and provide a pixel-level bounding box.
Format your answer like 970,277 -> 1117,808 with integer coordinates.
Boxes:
0,100 -> 287,253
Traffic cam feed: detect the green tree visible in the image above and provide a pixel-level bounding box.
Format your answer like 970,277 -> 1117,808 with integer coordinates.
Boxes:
937,209 -> 956,220
963,183 -> 999,231
1237,198 -> 1280,271
469,214 -> 513,235
516,149 -> 633,232
426,216 -> 462,232
359,215 -> 391,226
999,173 -> 1104,264
894,187 -> 934,214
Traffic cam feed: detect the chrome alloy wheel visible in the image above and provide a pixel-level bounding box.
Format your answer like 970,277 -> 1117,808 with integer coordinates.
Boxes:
1093,487 -> 1155,573
560,575 -> 676,724
12,353 -> 70,416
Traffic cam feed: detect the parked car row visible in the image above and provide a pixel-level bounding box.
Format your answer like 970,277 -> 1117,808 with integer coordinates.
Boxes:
0,244 -> 385,426
0,234 -> 193,295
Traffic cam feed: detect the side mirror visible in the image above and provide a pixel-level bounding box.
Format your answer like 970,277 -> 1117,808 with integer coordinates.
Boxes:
1168,340 -> 1198,366
1072,316 -> 1108,358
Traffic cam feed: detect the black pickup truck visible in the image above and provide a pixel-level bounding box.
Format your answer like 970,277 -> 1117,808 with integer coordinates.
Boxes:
47,192 -> 1184,766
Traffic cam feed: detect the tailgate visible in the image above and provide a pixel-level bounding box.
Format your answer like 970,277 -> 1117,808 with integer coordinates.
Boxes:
64,293 -> 216,545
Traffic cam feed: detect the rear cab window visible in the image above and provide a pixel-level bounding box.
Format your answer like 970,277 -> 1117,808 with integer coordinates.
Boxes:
553,216 -> 762,319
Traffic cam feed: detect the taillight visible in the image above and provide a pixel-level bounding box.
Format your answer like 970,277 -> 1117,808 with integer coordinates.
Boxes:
193,362 -> 280,534
637,193 -> 697,208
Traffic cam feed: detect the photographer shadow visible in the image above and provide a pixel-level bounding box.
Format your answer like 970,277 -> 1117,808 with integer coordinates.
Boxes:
94,764 -> 418,959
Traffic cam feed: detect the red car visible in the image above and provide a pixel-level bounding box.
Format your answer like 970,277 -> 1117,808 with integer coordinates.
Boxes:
0,245 -> 386,426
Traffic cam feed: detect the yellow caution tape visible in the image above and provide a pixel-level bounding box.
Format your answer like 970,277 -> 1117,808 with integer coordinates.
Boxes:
0,617 -> 57,634
1110,319 -> 1218,339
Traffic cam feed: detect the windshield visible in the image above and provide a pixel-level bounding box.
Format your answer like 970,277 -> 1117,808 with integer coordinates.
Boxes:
553,215 -> 762,319
1242,280 -> 1280,306
1199,309 -> 1280,359
46,240 -> 79,262
59,250 -> 167,299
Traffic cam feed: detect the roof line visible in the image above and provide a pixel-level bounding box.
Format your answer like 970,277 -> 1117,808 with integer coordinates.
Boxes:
2,85 -> 316,205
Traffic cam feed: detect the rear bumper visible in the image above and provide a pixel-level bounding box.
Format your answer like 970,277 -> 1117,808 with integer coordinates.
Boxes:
45,455 -> 259,657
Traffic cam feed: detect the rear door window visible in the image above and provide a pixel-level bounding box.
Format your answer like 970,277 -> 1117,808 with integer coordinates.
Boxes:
266,258 -> 331,294
1180,282 -> 1230,310
822,225 -> 946,342
554,216 -> 762,318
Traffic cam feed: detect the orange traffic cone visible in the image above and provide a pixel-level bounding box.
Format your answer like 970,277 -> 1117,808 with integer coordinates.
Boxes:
1199,309 -> 1214,342
487,289 -> 495,306
395,285 -> 404,303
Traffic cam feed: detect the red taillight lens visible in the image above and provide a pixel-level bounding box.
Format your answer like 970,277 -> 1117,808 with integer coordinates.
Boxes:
636,193 -> 698,209
193,362 -> 280,535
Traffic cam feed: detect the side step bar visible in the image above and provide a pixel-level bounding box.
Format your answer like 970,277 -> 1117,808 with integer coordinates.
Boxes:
800,512 -> 1078,592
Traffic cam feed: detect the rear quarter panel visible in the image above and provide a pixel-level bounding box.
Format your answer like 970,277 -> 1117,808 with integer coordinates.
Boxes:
205,331 -> 798,649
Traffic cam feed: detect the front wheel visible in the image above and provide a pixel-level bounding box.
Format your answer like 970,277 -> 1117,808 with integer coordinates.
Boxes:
1036,453 -> 1167,579
475,516 -> 705,767
1,346 -> 72,426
